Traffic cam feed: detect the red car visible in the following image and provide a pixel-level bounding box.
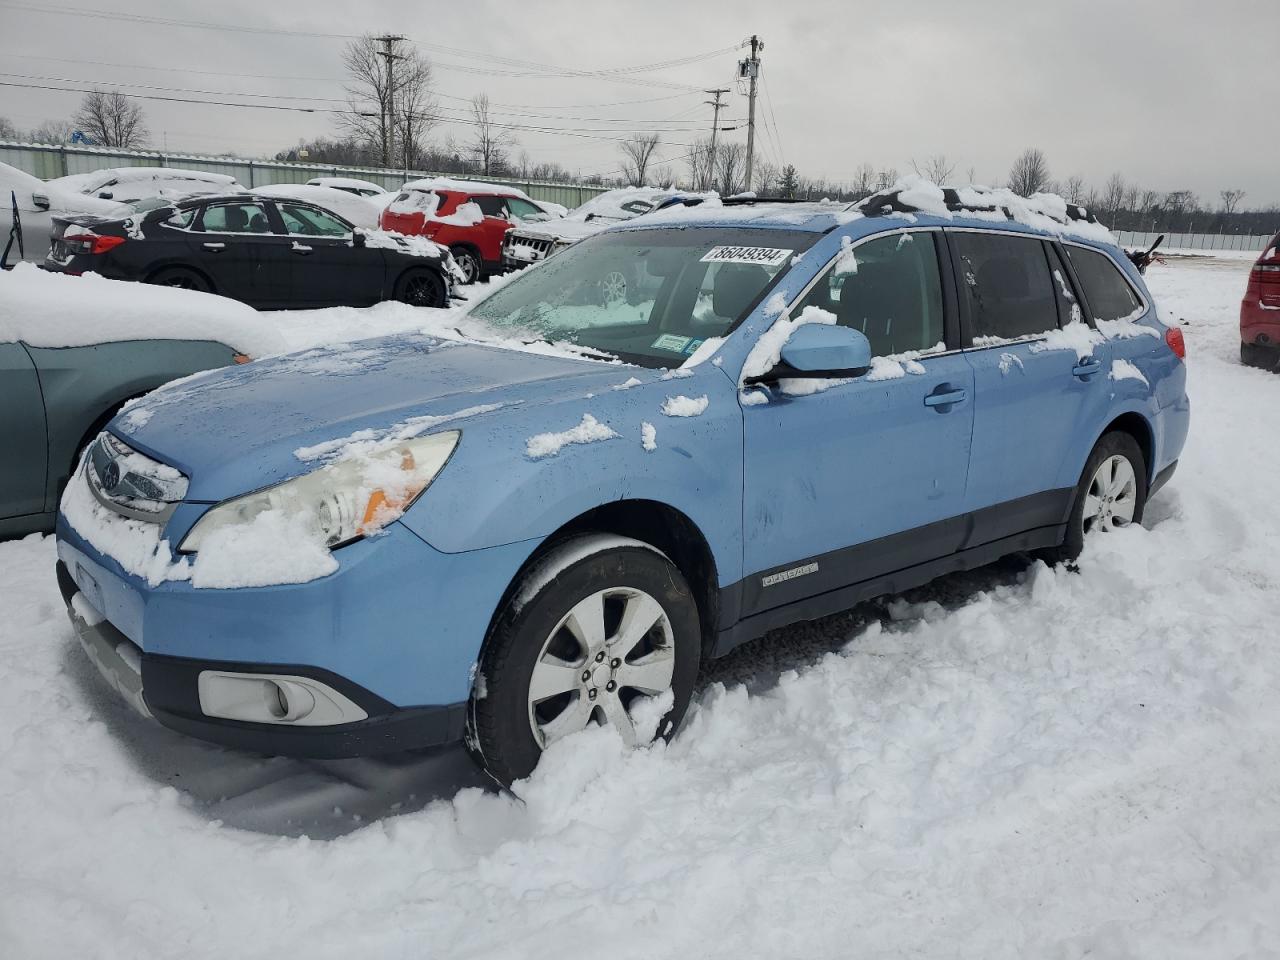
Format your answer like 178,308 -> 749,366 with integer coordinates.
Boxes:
1241,231 -> 1280,368
379,178 -> 554,283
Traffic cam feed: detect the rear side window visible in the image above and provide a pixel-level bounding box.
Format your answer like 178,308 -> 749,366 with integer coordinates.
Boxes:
200,202 -> 273,234
1067,246 -> 1143,322
952,232 -> 1058,341
471,196 -> 508,217
793,231 -> 945,357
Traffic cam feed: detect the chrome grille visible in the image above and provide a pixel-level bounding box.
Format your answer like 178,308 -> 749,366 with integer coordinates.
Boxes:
86,432 -> 188,524
504,233 -> 555,261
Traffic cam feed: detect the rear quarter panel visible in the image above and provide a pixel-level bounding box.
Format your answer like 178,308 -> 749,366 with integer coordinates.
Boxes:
29,340 -> 239,511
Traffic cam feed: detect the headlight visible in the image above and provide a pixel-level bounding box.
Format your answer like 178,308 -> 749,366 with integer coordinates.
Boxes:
178,431 -> 459,554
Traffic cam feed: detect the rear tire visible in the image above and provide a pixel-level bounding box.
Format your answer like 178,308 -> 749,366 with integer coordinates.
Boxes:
449,246 -> 481,284
1042,431 -> 1148,565
394,267 -> 447,308
147,266 -> 210,293
1241,341 -> 1278,370
467,537 -> 701,786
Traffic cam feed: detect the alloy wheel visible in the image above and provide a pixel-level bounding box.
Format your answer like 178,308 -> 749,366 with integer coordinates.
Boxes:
526,587 -> 675,748
1082,454 -> 1138,532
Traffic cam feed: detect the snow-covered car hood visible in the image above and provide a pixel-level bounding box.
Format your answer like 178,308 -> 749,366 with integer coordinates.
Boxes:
508,217 -> 607,244
111,334 -> 632,502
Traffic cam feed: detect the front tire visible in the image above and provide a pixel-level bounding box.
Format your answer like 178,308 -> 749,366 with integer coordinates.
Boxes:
394,267 -> 447,308
1044,431 -> 1147,564
449,246 -> 481,284
468,536 -> 701,786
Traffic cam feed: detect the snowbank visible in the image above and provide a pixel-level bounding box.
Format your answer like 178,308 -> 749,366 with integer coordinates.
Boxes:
0,263 -> 285,356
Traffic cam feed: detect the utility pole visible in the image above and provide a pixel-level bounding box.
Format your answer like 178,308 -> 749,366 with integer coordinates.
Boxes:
705,88 -> 729,155
375,35 -> 406,169
740,35 -> 762,193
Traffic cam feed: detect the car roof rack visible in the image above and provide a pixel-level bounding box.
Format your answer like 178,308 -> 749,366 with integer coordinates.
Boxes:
856,186 -> 1100,227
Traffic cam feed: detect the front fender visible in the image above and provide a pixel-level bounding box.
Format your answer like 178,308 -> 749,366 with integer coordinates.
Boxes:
399,368 -> 745,586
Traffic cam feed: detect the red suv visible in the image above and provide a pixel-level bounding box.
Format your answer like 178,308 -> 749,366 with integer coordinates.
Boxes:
379,178 -> 552,283
1241,232 -> 1280,368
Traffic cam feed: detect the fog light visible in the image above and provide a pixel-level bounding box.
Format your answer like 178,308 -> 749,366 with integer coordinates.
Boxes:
198,671 -> 368,726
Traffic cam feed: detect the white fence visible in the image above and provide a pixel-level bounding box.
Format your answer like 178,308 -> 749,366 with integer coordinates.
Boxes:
1114,230 -> 1274,253
0,140 -> 610,209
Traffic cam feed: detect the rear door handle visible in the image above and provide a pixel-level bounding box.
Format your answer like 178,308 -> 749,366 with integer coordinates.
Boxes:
1072,358 -> 1103,379
924,387 -> 967,408
201,242 -> 225,252
291,242 -> 313,255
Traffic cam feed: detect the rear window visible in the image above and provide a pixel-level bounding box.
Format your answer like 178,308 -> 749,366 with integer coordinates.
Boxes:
952,232 -> 1058,341
471,196 -> 508,217
1066,246 -> 1143,322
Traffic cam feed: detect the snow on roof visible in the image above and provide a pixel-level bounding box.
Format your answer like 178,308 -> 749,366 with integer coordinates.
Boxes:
640,198 -> 851,231
253,183 -> 383,229
398,177 -> 532,200
306,176 -> 385,193
0,161 -> 127,217
53,167 -> 241,194
0,263 -> 285,356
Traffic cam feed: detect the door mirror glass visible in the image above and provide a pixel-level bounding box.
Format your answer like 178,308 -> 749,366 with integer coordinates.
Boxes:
776,323 -> 872,377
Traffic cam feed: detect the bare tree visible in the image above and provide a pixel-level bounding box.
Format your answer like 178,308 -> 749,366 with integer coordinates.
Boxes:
0,116 -> 17,140
650,163 -> 674,188
619,132 -> 661,186
1061,175 -> 1086,204
1221,189 -> 1246,215
687,137 -> 718,192
28,118 -> 75,144
715,141 -> 747,195
912,153 -> 956,184
849,163 -> 875,199
338,35 -> 436,168
1008,148 -> 1049,196
752,159 -> 780,195
468,94 -> 515,176
1101,173 -> 1128,223
73,90 -> 147,147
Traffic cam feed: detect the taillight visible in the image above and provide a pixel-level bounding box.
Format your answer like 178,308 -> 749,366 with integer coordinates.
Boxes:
63,231 -> 127,255
1165,326 -> 1186,360
1253,263 -> 1280,283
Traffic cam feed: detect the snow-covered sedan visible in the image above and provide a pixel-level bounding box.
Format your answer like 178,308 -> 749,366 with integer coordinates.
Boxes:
54,184 -> 1189,786
305,176 -> 386,198
1,160 -> 128,265
50,167 -> 243,204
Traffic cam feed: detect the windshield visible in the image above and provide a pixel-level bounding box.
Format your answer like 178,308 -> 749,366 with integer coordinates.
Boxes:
467,227 -> 817,368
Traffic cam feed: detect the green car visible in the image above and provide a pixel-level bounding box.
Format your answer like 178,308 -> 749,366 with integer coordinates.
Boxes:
0,264 -> 281,537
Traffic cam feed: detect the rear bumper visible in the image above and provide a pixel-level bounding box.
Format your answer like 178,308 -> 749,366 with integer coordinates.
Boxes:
1241,298 -> 1280,344
57,559 -> 468,758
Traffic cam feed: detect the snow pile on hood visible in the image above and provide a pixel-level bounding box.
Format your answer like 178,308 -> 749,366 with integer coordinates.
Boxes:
0,263 -> 285,356
252,183 -> 384,229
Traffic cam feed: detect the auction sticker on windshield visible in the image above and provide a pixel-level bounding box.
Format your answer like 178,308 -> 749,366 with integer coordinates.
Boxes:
700,246 -> 793,267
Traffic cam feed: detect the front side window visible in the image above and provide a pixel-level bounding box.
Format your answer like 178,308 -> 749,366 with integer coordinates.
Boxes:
471,196 -> 509,218
953,232 -> 1058,342
467,227 -> 817,368
506,197 -> 544,220
277,203 -> 350,237
200,202 -> 273,234
1067,245 -> 1143,322
793,231 -> 945,357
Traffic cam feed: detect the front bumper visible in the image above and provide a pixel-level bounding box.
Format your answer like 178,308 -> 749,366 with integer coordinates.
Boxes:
55,506 -> 538,758
58,559 -> 468,757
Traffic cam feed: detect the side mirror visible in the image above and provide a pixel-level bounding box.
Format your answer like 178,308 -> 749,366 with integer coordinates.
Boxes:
751,323 -> 873,382
351,231 -> 367,248
97,190 -> 113,200
32,193 -> 51,211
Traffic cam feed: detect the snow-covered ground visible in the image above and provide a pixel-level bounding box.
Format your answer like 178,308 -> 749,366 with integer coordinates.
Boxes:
3,255 -> 1279,958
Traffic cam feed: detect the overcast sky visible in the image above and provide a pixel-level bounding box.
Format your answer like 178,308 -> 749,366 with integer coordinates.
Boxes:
2,0 -> 1276,207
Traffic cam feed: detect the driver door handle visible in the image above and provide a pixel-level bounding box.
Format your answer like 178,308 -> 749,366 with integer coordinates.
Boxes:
924,387 -> 967,408
1072,358 -> 1103,379
201,242 -> 225,252
291,243 -> 313,255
